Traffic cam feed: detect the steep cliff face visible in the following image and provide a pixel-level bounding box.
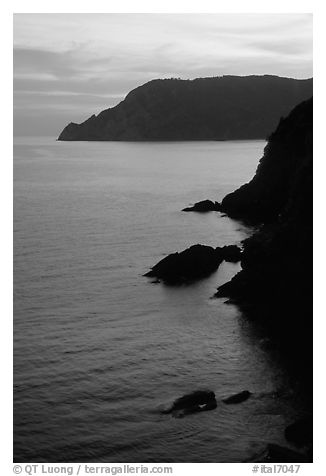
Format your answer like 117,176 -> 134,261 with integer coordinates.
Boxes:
217,98 -> 312,369
58,75 -> 312,141
220,98 -> 313,223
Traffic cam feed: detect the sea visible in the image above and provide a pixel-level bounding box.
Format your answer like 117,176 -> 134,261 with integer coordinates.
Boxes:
13,138 -> 306,462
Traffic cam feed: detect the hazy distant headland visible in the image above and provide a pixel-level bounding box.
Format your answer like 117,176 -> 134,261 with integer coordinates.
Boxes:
58,75 -> 312,141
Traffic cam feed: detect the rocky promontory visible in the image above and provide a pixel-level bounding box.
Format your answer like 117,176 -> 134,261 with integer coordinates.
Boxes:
145,244 -> 241,284
58,75 -> 312,141
182,200 -> 221,212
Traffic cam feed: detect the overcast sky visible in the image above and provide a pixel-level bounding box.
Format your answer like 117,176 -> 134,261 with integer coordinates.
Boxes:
13,13 -> 312,137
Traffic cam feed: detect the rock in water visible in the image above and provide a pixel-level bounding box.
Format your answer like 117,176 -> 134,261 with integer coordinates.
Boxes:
144,244 -> 242,284
144,244 -> 223,284
182,200 -> 221,212
222,390 -> 251,404
162,390 -> 217,418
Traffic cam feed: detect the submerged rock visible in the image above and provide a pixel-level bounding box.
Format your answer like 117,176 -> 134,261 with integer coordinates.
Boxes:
162,390 -> 217,418
182,200 -> 221,212
145,244 -> 241,284
222,390 -> 251,404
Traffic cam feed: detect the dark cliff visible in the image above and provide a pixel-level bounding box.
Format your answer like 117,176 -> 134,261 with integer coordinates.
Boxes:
58,75 -> 312,141
220,97 -> 313,223
217,98 -> 313,372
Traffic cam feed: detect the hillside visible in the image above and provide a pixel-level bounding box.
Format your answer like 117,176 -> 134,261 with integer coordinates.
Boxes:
58,75 -> 312,141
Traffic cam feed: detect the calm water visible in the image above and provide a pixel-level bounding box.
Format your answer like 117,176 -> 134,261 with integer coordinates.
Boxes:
14,138 -> 305,462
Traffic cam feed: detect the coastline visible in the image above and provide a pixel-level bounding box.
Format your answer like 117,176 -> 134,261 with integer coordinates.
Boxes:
149,98 -> 313,461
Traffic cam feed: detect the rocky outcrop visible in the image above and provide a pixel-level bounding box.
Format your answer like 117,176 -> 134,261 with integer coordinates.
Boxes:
162,390 -> 217,418
215,98 -> 312,373
222,390 -> 251,404
145,244 -> 241,284
219,245 -> 242,263
219,97 -> 313,223
58,75 -> 312,141
182,200 -> 221,212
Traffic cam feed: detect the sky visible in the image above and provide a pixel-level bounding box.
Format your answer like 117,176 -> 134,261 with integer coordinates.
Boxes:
13,13 -> 313,137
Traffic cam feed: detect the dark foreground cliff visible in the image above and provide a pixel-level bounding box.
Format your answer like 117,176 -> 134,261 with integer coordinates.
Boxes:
217,97 -> 313,376
216,98 -> 313,460
58,75 -> 312,141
